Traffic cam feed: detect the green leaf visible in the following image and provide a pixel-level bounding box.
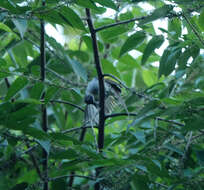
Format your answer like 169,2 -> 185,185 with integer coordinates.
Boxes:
9,104 -> 38,121
75,0 -> 98,10
158,46 -> 181,78
10,183 -> 28,190
59,7 -> 87,31
196,150 -> 204,166
142,69 -> 157,86
44,86 -> 59,104
30,82 -> 44,100
101,59 -> 120,79
5,77 -> 28,101
142,35 -> 164,65
184,115 -> 204,131
23,127 -> 49,140
51,179 -> 66,190
119,31 -> 146,57
0,22 -> 17,38
65,55 -> 87,82
198,9 -> 204,31
164,144 -> 184,156
37,140 -> 51,154
139,5 -> 173,26
51,149 -> 79,160
0,22 -> 13,33
50,133 -> 81,145
15,98 -> 42,104
93,0 -> 117,10
168,18 -> 182,39
133,130 -> 146,143
12,18 -> 27,38
0,1 -> 20,14
82,35 -> 103,52
36,10 -> 65,25
68,50 -> 89,62
131,100 -> 160,125
131,174 -> 150,190
135,164 -> 148,172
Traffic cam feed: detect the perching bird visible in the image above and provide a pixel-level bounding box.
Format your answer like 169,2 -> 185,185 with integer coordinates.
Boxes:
69,77 -> 122,186
84,77 -> 121,127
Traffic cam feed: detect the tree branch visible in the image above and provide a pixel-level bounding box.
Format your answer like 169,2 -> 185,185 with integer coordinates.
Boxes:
1,69 -> 72,91
86,8 -> 105,151
182,13 -> 204,48
26,142 -> 43,180
50,99 -> 84,112
40,1 -> 49,189
84,8 -> 106,190
50,174 -> 95,181
95,16 -> 146,32
45,67 -> 85,87
106,112 -> 185,127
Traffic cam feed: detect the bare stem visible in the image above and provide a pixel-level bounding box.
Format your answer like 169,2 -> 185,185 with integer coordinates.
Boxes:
95,16 -> 146,32
50,99 -> 84,112
50,174 -> 95,181
182,13 -> 204,48
40,1 -> 49,189
106,112 -> 185,127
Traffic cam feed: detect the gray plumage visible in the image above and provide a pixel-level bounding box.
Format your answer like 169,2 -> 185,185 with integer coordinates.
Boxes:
84,77 -> 121,127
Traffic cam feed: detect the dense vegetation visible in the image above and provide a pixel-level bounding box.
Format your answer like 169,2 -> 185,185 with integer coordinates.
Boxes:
0,0 -> 204,189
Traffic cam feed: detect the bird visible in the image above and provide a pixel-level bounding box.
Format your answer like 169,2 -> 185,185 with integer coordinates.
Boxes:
84,77 -> 122,127
68,77 -> 122,187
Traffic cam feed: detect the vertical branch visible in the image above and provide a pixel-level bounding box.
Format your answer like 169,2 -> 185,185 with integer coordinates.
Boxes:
86,8 -> 105,151
86,8 -> 105,190
40,1 -> 48,190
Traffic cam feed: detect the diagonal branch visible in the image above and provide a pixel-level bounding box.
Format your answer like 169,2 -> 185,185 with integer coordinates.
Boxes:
182,13 -> 204,47
95,16 -> 146,32
50,99 -> 84,112
25,142 -> 43,180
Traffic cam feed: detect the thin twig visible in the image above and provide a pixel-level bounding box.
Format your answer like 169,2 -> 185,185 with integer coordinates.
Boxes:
182,13 -> 204,47
62,125 -> 91,134
95,16 -> 146,32
95,5 -> 204,33
154,182 -> 168,188
50,99 -> 84,112
26,142 -> 43,180
45,67 -> 85,87
182,132 -> 193,161
49,174 -> 95,181
1,70 -> 71,91
25,29 -> 85,88
106,112 -> 185,127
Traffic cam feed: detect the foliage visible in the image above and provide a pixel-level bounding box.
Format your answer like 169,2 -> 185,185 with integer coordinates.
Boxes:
0,0 -> 204,189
